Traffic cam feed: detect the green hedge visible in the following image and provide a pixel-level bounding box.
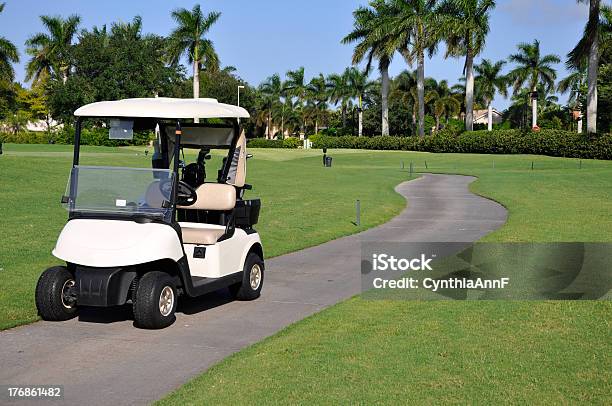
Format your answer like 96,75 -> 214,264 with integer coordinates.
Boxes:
308,130 -> 612,160
0,127 -> 153,146
247,137 -> 302,149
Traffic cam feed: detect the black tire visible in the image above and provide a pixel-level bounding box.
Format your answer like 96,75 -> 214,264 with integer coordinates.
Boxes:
35,266 -> 78,321
132,271 -> 177,329
230,253 -> 264,300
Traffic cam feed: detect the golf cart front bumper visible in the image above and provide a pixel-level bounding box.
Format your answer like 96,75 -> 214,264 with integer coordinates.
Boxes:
73,266 -> 136,307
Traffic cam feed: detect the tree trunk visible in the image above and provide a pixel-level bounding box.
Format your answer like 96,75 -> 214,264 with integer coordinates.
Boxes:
465,48 -> 475,132
488,103 -> 493,131
532,89 -> 538,128
281,115 -> 284,140
358,95 -> 363,137
381,62 -> 390,136
578,114 -> 583,134
342,104 -> 347,128
417,51 -> 425,137
193,59 -> 200,123
587,0 -> 600,134
267,112 -> 271,139
435,115 -> 440,131
315,120 -> 318,135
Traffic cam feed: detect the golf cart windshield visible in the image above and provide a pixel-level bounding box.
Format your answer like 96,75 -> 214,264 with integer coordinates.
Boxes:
64,166 -> 175,220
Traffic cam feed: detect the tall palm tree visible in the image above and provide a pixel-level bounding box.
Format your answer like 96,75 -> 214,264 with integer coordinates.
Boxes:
25,14 -> 81,84
474,58 -> 507,131
568,1 -> 610,133
438,0 -> 496,131
507,39 -> 560,129
167,4 -> 221,102
284,67 -> 308,137
272,98 -> 296,139
0,3 -> 19,82
373,0 -> 440,137
558,67 -> 587,133
306,73 -> 329,134
259,73 -> 283,139
431,79 -> 461,130
342,0 -> 396,135
327,69 -> 353,128
346,67 -> 377,136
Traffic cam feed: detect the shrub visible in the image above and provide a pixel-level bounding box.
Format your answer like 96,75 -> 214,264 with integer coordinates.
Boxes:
247,137 -> 302,149
309,129 -> 612,160
1,127 -> 153,146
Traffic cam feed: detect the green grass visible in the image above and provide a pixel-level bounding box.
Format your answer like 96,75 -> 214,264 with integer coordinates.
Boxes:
153,150 -> 611,405
1,144 -> 610,403
0,144 -> 408,330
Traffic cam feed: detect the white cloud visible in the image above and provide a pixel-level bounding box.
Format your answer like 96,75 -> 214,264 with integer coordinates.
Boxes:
499,0 -> 588,25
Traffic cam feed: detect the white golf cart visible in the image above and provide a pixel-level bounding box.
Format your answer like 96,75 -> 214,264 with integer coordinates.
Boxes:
35,98 -> 264,329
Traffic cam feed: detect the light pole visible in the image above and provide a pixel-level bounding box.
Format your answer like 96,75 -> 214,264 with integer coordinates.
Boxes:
237,85 -> 245,107
237,85 -> 245,124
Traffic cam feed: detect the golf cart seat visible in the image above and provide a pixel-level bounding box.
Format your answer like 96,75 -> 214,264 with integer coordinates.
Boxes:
180,223 -> 227,245
178,183 -> 236,245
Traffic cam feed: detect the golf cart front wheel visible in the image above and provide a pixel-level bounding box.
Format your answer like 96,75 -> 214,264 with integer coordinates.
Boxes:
35,266 -> 78,321
230,253 -> 264,300
132,271 -> 177,329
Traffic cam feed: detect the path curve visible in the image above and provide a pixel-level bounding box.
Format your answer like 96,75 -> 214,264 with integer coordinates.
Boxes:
0,174 -> 507,405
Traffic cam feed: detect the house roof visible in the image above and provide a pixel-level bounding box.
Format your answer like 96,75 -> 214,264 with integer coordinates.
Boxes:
473,109 -> 502,120
74,97 -> 250,119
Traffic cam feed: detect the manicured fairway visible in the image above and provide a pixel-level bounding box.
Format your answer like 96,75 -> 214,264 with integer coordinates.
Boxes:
0,144 -> 408,330
1,145 -> 610,403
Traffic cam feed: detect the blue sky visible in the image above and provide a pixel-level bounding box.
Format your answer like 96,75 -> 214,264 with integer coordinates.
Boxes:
1,0 -> 589,109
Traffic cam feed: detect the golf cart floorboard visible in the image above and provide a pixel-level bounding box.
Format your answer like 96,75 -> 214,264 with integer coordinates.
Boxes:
188,273 -> 242,297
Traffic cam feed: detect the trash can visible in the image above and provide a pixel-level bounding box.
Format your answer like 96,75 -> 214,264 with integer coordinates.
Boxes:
324,156 -> 332,167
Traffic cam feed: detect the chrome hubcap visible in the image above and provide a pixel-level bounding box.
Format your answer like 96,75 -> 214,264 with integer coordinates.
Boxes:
61,279 -> 75,309
249,264 -> 262,290
159,286 -> 174,317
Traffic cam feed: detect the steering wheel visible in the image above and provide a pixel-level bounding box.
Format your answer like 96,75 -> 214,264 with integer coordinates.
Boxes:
176,180 -> 197,206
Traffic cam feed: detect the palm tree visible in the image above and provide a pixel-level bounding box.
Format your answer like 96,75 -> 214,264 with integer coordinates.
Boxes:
474,58 -> 507,131
0,3 -> 19,83
507,39 -> 560,129
306,73 -> 329,134
346,67 -> 376,136
373,0 -> 440,137
431,80 -> 461,130
558,67 -> 587,133
567,1 -> 611,133
327,69 -> 353,128
284,67 -> 308,137
392,70 -> 418,132
167,4 -> 221,103
25,14 -> 81,84
272,98 -> 297,139
438,0 -> 496,131
259,73 -> 283,139
110,15 -> 144,41
342,1 -> 396,135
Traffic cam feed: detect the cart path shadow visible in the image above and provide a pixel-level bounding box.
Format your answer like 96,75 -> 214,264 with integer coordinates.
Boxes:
76,289 -> 235,324
0,174 -> 507,406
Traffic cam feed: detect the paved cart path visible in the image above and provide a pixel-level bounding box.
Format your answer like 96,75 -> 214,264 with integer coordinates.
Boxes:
0,174 -> 507,406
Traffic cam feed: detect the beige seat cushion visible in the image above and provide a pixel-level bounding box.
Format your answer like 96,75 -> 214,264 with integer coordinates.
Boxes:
178,183 -> 236,211
180,223 -> 226,245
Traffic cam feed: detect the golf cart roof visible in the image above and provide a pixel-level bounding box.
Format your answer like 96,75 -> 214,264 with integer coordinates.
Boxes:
74,97 -> 250,119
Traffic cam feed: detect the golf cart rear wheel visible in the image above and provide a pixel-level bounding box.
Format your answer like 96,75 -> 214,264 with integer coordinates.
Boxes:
230,253 -> 264,300
35,266 -> 78,321
132,271 -> 177,329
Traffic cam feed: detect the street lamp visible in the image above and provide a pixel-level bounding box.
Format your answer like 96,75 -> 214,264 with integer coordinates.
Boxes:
237,85 -> 245,107
237,85 -> 245,124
